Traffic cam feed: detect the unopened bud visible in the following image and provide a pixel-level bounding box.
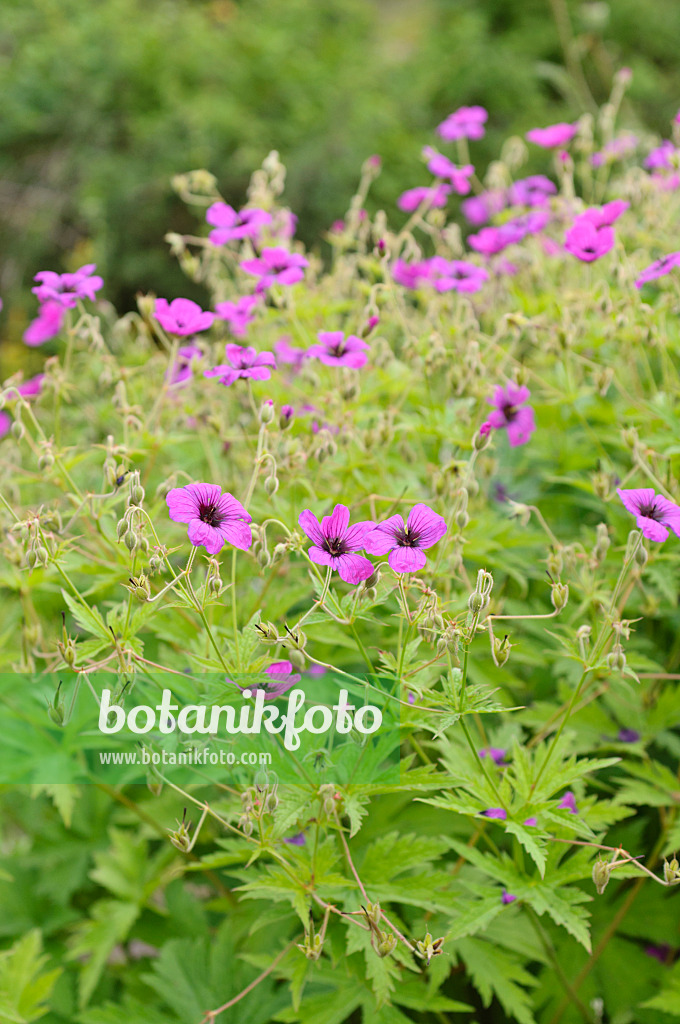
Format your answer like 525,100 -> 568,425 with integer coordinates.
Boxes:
264,473 -> 279,497
38,449 -> 55,470
11,420 -> 25,441
634,544 -> 648,568
473,427 -> 492,451
592,857 -> 613,895
492,634 -> 511,667
550,582 -> 569,612
124,530 -> 138,552
376,934 -> 397,958
279,404 -> 294,430
606,643 -> 626,672
259,399 -> 275,424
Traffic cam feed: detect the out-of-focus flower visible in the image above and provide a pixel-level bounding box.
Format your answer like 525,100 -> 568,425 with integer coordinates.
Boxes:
437,106 -> 488,142
206,203 -> 271,244
422,147 -> 474,193
481,807 -> 507,820
461,189 -> 506,226
214,295 -> 260,338
558,791 -> 578,814
591,132 -> 638,167
581,200 -> 629,227
480,384 -> 535,447
168,345 -> 202,386
635,251 -> 680,288
479,747 -> 507,765
508,175 -> 557,207
526,122 -> 577,148
618,728 -> 641,743
428,258 -> 489,293
204,344 -> 276,386
240,247 -> 308,289
154,298 -> 214,336
308,331 -> 369,369
23,301 -> 66,346
397,184 -> 451,213
564,216 -> 614,262
501,889 -> 517,904
32,264 -> 103,307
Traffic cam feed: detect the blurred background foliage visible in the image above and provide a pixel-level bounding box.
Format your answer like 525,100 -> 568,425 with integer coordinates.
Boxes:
1,0 -> 680,334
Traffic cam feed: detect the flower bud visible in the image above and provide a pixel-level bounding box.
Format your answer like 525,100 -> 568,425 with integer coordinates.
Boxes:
622,426 -> 639,450
606,643 -> 626,672
129,471 -> 145,506
376,934 -> 398,958
11,419 -> 25,441
550,582 -> 569,612
47,683 -> 65,726
663,858 -> 680,885
592,857 -> 613,895
255,621 -> 279,643
634,544 -> 648,568
259,399 -> 275,424
264,473 -> 279,497
455,509 -> 470,530
473,427 -> 492,451
38,449 -> 55,471
492,634 -> 511,668
279,404 -> 294,430
124,529 -> 138,553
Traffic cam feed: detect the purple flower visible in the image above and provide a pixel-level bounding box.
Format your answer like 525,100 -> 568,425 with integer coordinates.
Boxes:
618,728 -> 641,743
0,412 -> 10,439
308,331 -> 369,369
591,132 -> 638,167
397,184 -> 451,213
645,141 -> 676,170
168,345 -> 202,386
645,944 -> 672,963
298,504 -> 375,585
508,175 -> 557,207
240,247 -> 308,289
526,123 -> 577,148
437,106 -> 488,142
154,298 -> 214,336
468,223 -> 523,256
166,482 -> 252,555
616,487 -> 680,543
13,374 -> 45,398
242,661 -> 302,701
481,385 -> 535,448
501,889 -> 517,904
558,791 -> 578,814
461,189 -> 506,226
32,264 -> 103,308
635,251 -> 680,288
564,216 -> 614,262
479,747 -> 506,765
582,200 -> 629,228
204,343 -> 276,386
283,831 -> 307,846
214,295 -> 260,338
481,808 -> 507,820
365,503 -> 447,574
422,147 -> 474,193
428,258 -> 489,293
274,337 -> 308,373
523,817 -> 538,827
507,210 -> 551,240
392,259 -> 433,289
23,301 -> 66,347
206,203 -> 271,244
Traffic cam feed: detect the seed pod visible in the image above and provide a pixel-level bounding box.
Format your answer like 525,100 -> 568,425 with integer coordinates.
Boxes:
592,858 -> 612,895
550,582 -> 569,612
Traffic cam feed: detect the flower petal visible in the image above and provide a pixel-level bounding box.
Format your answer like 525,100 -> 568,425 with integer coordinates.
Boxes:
406,504 -> 447,549
336,553 -> 375,585
388,546 -> 428,573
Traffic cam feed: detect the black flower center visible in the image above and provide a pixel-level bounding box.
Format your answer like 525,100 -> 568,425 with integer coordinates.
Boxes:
198,501 -> 224,528
329,343 -> 346,357
395,527 -> 419,548
502,403 -> 518,421
323,535 -> 348,556
639,502 -> 661,521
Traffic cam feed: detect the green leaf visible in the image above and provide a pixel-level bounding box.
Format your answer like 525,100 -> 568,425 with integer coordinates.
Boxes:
0,930 -> 61,1023
67,900 -> 140,1008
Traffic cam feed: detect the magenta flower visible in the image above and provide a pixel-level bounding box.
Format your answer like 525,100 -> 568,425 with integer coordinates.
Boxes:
437,105 -> 488,142
298,504 -> 375,584
274,337 -> 308,372
468,223 -> 523,256
508,175 -> 557,207
166,482 -> 252,555
214,294 -> 260,338
283,831 -> 307,846
206,203 -> 271,245
235,661 -> 301,701
461,189 -> 506,226
365,503 -> 447,573
616,487 -> 680,542
479,747 -> 506,765
481,808 -> 507,820
645,141 -> 675,170
523,817 -> 538,827
526,122 -> 577,148
429,258 -> 488,293
422,147 -> 474,193
0,412 -> 10,439
167,345 -> 202,386
15,373 -> 45,398
204,343 -> 276,386
392,259 -> 433,289
558,791 -> 578,815
618,728 -> 640,743
397,184 -> 451,213
308,331 -> 369,369
481,384 -> 535,447
240,247 -> 308,289
32,264 -> 103,308
154,298 -> 214,336
564,216 -> 614,262
582,200 -> 629,227
508,210 -> 551,240
501,890 -> 517,904
635,252 -> 680,288
591,132 -> 638,167
23,301 -> 66,347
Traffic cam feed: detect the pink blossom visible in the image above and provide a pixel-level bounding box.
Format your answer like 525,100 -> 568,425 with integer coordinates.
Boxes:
564,216 -> 614,262
501,890 -> 517,904
235,661 -> 301,701
206,203 -> 271,245
481,384 -> 535,447
274,337 -> 308,372
397,184 -> 451,213
558,791 -> 578,814
591,132 -> 638,167
392,259 -> 433,289
23,301 -> 66,347
422,147 -> 474,193
437,106 -> 488,142
617,487 -> 680,543
154,298 -> 214,336
298,504 -> 375,584
526,122 -> 577,148
479,747 -> 506,765
167,345 -> 202,386
365,503 -> 447,573
635,251 -> 680,288
308,331 -> 369,369
468,223 -> 523,256
523,817 -> 538,827
645,141 -> 676,170
214,295 -> 259,338
166,482 -> 252,555
0,411 -> 10,439
240,247 -> 308,289
481,808 -> 507,820
32,263 -> 103,307
461,189 -> 506,226
508,175 -> 557,207
581,200 -> 629,227
204,343 -> 276,386
428,258 -> 488,293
